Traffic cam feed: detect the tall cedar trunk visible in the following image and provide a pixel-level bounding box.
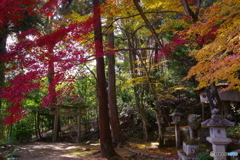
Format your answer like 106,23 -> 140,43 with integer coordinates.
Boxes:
93,0 -> 118,158
107,18 -> 122,147
126,32 -> 149,140
0,35 -> 7,140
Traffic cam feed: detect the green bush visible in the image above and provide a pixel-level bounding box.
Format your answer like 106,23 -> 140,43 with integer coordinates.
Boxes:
227,124 -> 240,139
199,144 -> 207,152
196,152 -> 213,160
11,120 -> 34,142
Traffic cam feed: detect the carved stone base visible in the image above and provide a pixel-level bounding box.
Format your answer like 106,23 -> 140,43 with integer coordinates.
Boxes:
183,142 -> 199,155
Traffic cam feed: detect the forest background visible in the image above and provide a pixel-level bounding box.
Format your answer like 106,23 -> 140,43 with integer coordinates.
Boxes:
0,0 -> 239,158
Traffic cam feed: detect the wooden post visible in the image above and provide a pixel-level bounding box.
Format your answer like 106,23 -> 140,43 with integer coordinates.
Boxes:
52,108 -> 59,142
77,108 -> 82,143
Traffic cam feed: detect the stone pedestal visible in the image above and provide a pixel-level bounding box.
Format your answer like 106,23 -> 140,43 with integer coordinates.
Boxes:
202,109 -> 234,160
207,137 -> 232,152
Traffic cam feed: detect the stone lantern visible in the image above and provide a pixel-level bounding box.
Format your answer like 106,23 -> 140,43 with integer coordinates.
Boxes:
158,114 -> 165,124
169,111 -> 183,148
201,108 -> 234,160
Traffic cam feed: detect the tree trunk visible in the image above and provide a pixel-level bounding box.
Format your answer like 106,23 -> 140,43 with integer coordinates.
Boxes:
47,49 -> 59,142
180,0 -> 201,22
107,18 -> 123,147
139,91 -> 149,140
206,83 -> 223,113
47,51 -> 56,101
36,110 -> 43,140
35,111 -> 38,140
93,0 -> 118,158
0,34 -> 7,140
155,108 -> 166,148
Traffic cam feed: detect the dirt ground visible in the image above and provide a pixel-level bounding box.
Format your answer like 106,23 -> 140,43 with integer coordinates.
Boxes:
1,142 -> 103,160
0,142 -> 179,160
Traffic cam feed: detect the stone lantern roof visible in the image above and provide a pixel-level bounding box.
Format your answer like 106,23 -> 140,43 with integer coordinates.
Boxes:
201,109 -> 234,127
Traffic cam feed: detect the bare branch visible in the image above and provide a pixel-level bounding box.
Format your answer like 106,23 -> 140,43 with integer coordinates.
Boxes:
103,11 -> 186,35
84,64 -> 97,81
132,0 -> 163,48
115,25 -> 146,42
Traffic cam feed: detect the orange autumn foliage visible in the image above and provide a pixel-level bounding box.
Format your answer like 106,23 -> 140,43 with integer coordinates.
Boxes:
184,0 -> 240,91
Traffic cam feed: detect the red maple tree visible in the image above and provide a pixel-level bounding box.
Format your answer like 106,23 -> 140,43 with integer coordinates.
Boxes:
0,0 -> 97,125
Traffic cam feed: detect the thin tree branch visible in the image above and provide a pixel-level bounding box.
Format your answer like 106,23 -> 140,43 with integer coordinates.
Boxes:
169,53 -> 194,67
132,0 -> 163,48
115,25 -> 146,42
84,64 -> 97,81
104,10 -> 185,41
114,11 -> 185,23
